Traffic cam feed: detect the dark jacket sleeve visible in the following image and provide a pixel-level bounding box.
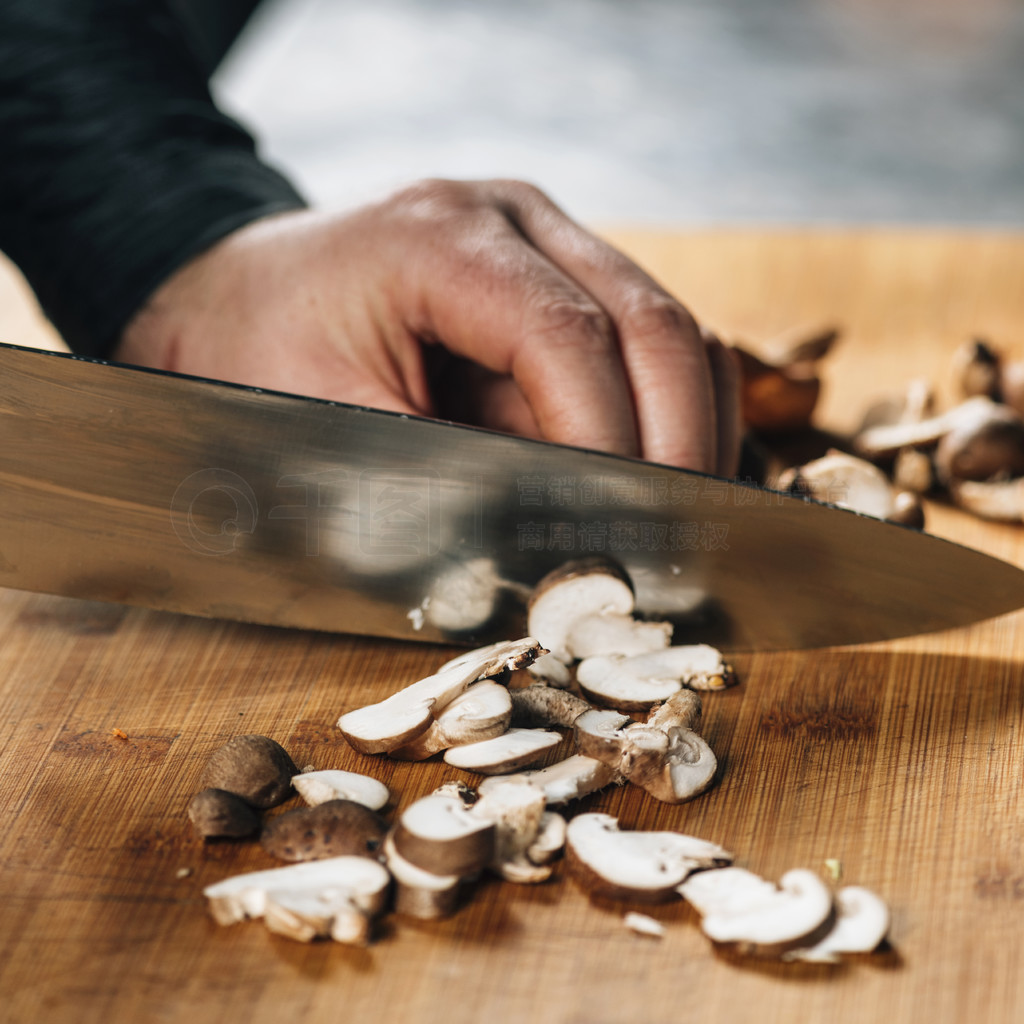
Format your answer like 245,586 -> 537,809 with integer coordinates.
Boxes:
0,0 -> 307,357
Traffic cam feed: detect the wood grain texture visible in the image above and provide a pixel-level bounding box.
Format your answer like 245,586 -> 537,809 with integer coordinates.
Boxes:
2,230 -> 1024,1024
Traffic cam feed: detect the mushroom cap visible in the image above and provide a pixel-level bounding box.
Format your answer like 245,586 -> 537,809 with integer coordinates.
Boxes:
187,788 -> 262,839
260,799 -> 388,862
692,867 -> 836,958
778,451 -> 896,520
391,791 -> 496,876
291,769 -> 390,811
934,400 -> 1024,482
565,812 -> 733,902
200,734 -> 298,809
443,727 -> 562,774
527,559 -> 635,663
632,727 -> 718,805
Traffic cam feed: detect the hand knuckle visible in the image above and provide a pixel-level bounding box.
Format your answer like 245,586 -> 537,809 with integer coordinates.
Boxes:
533,299 -> 615,352
621,297 -> 697,343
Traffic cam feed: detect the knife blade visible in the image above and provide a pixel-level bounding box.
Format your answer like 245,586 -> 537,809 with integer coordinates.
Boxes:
1,341 -> 1022,650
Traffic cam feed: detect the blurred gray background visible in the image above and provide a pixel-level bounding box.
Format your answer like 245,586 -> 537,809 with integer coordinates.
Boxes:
213,0 -> 1024,225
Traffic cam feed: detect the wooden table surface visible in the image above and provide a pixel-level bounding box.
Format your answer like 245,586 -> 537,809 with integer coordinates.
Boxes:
2,230 -> 1023,1024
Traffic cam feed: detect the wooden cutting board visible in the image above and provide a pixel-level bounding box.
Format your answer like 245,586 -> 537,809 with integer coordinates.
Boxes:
2,231 -> 1023,1024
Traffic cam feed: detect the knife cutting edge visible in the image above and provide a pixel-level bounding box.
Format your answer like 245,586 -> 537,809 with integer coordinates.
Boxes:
1,340 -> 1023,650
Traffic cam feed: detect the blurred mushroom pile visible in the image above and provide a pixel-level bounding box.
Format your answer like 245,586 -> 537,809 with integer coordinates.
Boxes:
736,331 -> 1024,527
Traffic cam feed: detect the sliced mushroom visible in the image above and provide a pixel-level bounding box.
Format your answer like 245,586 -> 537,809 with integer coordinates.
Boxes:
382,833 -> 464,920
527,558 -> 635,664
566,612 -> 673,660
482,754 -> 619,805
891,446 -> 934,495
291,769 -> 390,811
646,689 -> 703,733
526,652 -> 573,688
855,396 -> 1006,459
565,812 -> 733,902
200,734 -> 298,809
203,855 -> 391,928
682,867 -> 835,958
391,790 -> 496,876
423,557 -> 505,633
777,451 -> 898,520
509,684 -> 593,729
391,680 -> 513,761
470,776 -> 552,883
623,912 -> 666,938
933,400 -> 1024,483
784,885 -> 891,963
678,866 -> 781,916
436,637 -> 547,678
949,476 -> 1024,521
574,709 -> 717,804
528,811 -> 568,867
576,645 -> 733,710
260,800 -> 387,862
442,727 -> 562,774
953,338 -> 1002,399
264,887 -> 380,945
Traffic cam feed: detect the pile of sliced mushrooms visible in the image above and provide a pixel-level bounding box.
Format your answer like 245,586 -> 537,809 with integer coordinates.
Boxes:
741,327 -> 1024,525
197,558 -> 890,963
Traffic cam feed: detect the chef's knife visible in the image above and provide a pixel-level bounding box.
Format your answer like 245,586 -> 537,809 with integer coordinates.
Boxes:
1,341 -> 1022,650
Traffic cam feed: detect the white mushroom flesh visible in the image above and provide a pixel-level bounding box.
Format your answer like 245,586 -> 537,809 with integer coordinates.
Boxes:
292,769 -> 390,811
566,612 -> 673,660
485,754 -> 619,805
443,727 -> 562,774
785,885 -> 890,963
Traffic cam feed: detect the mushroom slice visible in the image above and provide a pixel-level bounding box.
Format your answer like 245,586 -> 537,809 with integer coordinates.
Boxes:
509,684 -> 593,729
203,856 -> 391,928
391,791 -> 496,876
934,399 -> 1024,483
292,769 -> 390,811
646,690 -> 703,733
264,887 -> 378,945
443,728 -> 562,774
678,866 -> 780,916
577,645 -> 733,710
337,657 -> 491,755
527,652 -> 574,688
573,709 -> 634,763
527,558 -> 635,663
776,451 -> 897,520
470,776 -> 552,883
625,726 -> 718,804
382,834 -> 464,920
391,681 -> 513,761
949,476 -> 1024,522
483,754 -> 619,805
528,811 -> 567,866
437,637 -> 547,678
566,612 -> 673,660
785,886 -> 891,963
687,867 -> 836,958
854,395 -> 1003,459
566,812 -> 733,902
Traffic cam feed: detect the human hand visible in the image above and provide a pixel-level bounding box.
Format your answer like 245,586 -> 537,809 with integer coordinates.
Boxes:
115,179 -> 740,474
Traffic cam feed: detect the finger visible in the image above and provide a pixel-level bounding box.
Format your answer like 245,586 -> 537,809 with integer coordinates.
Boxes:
489,181 -> 717,472
398,192 -> 641,457
705,334 -> 742,477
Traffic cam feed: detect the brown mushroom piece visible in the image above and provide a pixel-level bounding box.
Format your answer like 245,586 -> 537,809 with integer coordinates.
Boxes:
291,769 -> 390,811
508,684 -> 593,729
680,867 -> 835,958
390,680 -> 513,761
203,855 -> 392,935
187,788 -> 262,840
953,338 -> 1002,399
576,644 -> 733,710
442,727 -> 562,775
948,476 -> 1024,522
382,833 -> 464,920
260,799 -> 387,862
565,812 -> 733,902
527,558 -> 636,665
784,885 -> 891,963
933,399 -> 1024,483
200,734 -> 298,810
390,790 -> 496,876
